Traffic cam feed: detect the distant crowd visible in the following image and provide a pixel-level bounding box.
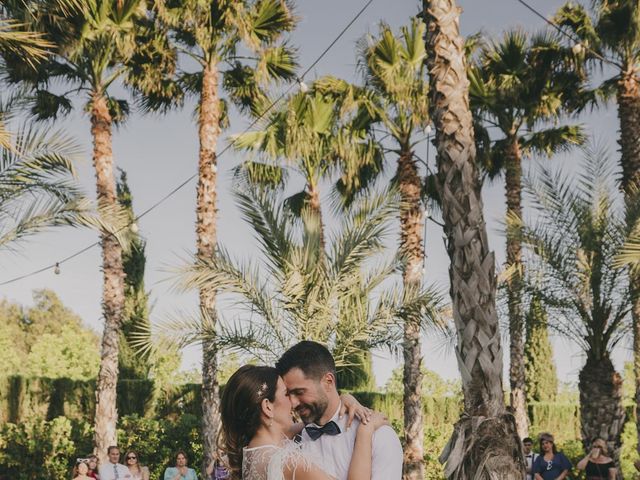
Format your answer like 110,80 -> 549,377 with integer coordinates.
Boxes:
523,433 -> 615,480
72,446 -> 229,480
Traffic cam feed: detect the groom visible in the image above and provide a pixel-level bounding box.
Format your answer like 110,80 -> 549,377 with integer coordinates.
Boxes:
276,341 -> 403,480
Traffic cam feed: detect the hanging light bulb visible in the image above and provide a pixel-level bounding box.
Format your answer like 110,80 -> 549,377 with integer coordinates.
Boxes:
298,78 -> 309,93
130,222 -> 139,234
572,43 -> 584,55
54,262 -> 61,275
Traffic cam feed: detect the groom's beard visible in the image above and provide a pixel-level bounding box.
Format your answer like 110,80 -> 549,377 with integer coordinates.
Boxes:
295,396 -> 329,425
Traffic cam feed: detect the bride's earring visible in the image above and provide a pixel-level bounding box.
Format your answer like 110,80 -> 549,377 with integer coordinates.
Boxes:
269,415 -> 274,427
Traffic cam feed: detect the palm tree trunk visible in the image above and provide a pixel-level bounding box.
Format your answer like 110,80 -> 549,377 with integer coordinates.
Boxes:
617,70 -> 640,461
198,61 -> 221,470
504,138 -> 528,438
397,149 -> 425,480
424,1 -> 524,478
578,356 -> 625,466
91,93 -> 126,464
308,183 -> 325,253
617,71 -> 640,193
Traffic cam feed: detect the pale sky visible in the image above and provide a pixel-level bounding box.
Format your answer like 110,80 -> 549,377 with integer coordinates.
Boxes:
0,0 -> 626,388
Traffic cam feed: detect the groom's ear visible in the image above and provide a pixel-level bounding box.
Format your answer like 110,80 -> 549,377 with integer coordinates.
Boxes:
322,372 -> 337,390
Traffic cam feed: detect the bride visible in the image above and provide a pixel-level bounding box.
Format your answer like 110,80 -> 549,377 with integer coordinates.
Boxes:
218,365 -> 388,480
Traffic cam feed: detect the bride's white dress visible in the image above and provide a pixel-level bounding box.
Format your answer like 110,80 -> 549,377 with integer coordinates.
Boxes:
243,440 -> 324,480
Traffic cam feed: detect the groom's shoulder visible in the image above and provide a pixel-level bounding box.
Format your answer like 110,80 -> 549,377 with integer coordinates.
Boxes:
372,424 -> 402,452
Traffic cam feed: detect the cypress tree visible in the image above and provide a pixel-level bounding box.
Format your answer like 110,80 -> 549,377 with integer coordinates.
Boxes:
116,169 -> 151,379
337,350 -> 376,391
524,293 -> 558,402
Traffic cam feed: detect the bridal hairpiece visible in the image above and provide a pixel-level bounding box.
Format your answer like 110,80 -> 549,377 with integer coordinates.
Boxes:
256,382 -> 268,398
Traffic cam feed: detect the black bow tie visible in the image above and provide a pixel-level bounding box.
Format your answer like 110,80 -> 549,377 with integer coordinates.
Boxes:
305,421 -> 341,440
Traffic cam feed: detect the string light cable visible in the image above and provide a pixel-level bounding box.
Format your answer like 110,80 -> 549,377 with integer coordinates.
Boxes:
513,0 -> 621,69
0,0 -> 375,286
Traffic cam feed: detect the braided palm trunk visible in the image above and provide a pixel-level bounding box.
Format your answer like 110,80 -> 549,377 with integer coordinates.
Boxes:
91,93 -> 126,464
308,183 -> 326,253
424,1 -> 524,477
617,70 -> 640,460
397,149 -> 425,480
578,356 -> 625,468
198,62 -> 221,471
504,138 -> 528,438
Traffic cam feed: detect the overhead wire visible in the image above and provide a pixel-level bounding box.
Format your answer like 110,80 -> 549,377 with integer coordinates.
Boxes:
513,0 -> 620,69
0,0 -> 375,286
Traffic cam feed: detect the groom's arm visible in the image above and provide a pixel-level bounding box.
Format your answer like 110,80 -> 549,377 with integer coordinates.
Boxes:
371,425 -> 403,480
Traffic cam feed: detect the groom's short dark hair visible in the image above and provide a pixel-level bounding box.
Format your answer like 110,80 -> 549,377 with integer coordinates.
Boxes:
276,341 -> 337,381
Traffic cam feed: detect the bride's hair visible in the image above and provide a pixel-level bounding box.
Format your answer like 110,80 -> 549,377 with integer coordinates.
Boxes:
218,365 -> 279,479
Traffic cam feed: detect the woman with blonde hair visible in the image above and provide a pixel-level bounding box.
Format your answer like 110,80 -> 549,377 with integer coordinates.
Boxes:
576,437 -> 616,480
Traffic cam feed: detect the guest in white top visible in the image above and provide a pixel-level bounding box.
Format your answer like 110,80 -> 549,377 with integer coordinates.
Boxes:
523,437 -> 538,480
98,446 -> 132,480
276,341 -> 404,480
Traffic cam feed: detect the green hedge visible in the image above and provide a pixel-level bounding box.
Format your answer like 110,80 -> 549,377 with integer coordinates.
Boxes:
1,376 -> 582,442
0,376 -> 200,423
1,375 -> 637,480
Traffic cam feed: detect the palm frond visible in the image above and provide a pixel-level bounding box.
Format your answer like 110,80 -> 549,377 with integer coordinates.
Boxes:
520,143 -> 631,358
155,180 -> 447,367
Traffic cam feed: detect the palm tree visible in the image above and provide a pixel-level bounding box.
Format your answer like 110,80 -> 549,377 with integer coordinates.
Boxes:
146,183 -> 443,387
515,146 -> 631,461
0,11 -> 52,149
294,19 -> 431,477
354,21 -> 431,478
468,29 -> 586,437
149,0 -> 296,462
0,121 -> 89,252
423,0 -> 524,477
233,86 -> 377,251
554,0 -> 640,452
1,0 -> 174,460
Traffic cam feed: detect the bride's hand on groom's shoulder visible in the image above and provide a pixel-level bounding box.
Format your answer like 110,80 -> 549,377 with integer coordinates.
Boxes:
339,393 -> 373,429
357,411 -> 389,435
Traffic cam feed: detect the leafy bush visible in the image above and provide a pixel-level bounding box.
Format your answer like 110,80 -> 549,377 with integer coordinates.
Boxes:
118,414 -> 202,480
0,417 -> 75,480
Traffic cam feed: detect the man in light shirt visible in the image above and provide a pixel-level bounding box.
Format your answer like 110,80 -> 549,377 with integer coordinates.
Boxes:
523,437 -> 538,480
98,446 -> 131,480
276,341 -> 403,480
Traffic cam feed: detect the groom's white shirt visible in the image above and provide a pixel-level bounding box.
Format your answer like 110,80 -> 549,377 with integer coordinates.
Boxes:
300,404 -> 403,480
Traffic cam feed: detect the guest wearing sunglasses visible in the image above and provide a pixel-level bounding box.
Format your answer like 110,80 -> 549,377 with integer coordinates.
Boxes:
124,451 -> 149,480
533,433 -> 572,480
